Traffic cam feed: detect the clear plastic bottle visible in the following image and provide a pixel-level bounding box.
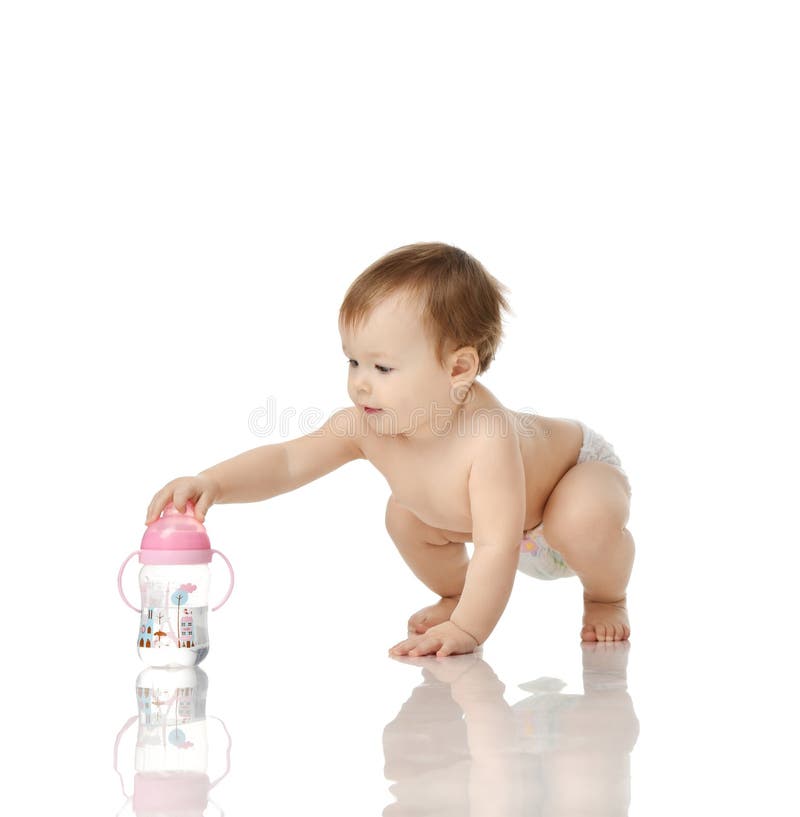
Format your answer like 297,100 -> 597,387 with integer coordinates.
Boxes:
119,501 -> 234,667
136,563 -> 211,666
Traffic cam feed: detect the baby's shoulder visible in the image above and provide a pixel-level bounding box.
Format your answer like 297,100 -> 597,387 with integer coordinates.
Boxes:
313,405 -> 371,461
466,404 -> 522,445
462,406 -> 523,472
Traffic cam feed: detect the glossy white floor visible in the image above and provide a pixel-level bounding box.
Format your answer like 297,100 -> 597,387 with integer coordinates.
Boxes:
3,2 -> 798,814
8,473 -> 799,815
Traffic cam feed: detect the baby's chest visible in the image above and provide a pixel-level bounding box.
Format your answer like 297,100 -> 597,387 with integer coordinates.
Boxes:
372,447 -> 474,534
393,469 -> 473,532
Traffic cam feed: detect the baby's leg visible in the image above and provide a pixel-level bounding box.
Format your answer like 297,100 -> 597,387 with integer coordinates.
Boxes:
385,495 -> 470,634
540,461 -> 634,641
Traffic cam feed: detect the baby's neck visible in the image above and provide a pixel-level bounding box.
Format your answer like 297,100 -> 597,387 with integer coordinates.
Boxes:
400,384 -> 496,447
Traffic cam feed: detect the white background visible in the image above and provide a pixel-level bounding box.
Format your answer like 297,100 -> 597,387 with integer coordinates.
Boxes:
2,2 -> 798,814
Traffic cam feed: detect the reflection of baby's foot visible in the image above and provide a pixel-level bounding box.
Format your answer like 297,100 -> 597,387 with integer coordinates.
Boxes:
407,595 -> 460,634
581,595 -> 630,642
580,641 -> 631,690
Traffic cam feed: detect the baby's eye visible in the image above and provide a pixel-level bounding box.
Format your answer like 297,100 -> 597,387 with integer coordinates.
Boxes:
347,359 -> 392,374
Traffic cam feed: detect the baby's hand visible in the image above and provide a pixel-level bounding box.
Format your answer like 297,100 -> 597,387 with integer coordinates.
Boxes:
145,475 -> 221,525
389,620 -> 479,658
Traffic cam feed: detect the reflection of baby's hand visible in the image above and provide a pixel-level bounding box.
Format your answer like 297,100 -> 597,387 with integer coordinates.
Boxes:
390,651 -> 483,684
389,621 -> 479,658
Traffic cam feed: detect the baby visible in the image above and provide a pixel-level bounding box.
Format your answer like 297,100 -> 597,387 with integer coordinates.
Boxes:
145,242 -> 634,657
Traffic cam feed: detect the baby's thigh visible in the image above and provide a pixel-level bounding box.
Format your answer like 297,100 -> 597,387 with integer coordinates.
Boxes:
542,460 -> 631,548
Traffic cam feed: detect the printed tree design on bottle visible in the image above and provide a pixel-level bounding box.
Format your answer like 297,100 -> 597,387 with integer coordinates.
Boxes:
170,584 -> 197,648
154,610 -> 167,644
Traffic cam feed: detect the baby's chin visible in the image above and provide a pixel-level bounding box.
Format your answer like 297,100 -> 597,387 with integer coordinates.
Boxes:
361,408 -> 412,436
380,413 -> 460,442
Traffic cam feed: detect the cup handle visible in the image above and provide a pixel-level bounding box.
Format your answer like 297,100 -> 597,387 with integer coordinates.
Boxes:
210,549 -> 235,611
117,551 -> 141,613
112,715 -> 138,799
208,715 -> 233,789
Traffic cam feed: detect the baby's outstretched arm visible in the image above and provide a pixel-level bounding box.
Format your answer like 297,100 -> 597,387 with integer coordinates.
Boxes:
145,407 -> 364,523
389,429 -> 526,657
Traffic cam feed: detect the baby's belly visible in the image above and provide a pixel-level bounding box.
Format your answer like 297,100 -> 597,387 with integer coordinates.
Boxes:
396,479 -> 549,544
407,505 -> 543,544
394,497 -> 474,544
405,484 -> 558,544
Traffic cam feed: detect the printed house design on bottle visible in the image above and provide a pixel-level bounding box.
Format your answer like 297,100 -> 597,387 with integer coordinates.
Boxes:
180,608 -> 195,648
139,608 -> 155,648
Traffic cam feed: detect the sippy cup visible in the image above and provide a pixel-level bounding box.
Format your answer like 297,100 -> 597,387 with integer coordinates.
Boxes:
118,501 -> 234,667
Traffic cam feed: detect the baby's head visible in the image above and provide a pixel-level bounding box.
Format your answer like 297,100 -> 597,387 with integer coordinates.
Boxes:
338,242 -> 511,439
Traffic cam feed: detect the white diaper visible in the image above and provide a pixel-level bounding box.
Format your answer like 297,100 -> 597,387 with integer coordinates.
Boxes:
575,421 -> 627,476
518,523 -> 576,580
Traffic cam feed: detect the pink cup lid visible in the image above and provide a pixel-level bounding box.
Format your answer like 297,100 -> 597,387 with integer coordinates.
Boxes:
140,501 -> 211,565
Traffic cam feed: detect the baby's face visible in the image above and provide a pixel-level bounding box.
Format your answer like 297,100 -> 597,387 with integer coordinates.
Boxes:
340,292 -> 462,439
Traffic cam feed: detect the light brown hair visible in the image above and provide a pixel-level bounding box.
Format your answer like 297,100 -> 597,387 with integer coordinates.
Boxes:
339,242 -> 513,375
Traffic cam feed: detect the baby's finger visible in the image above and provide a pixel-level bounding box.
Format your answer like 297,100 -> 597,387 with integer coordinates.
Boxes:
145,491 -> 167,524
409,637 -> 441,657
389,636 -> 420,655
436,640 -> 458,657
194,493 -> 211,522
172,489 -> 191,514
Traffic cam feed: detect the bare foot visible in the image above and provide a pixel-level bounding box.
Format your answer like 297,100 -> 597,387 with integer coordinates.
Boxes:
407,595 -> 461,634
581,595 -> 630,642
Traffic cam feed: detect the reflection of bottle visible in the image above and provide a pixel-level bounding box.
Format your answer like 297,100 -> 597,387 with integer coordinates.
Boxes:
117,501 -> 235,667
135,667 -> 209,771
114,666 -> 231,817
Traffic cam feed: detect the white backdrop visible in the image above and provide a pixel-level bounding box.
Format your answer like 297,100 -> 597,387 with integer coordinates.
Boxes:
2,2 -> 798,814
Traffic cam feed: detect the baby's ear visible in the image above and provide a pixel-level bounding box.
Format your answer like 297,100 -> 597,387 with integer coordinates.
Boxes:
449,345 -> 480,377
